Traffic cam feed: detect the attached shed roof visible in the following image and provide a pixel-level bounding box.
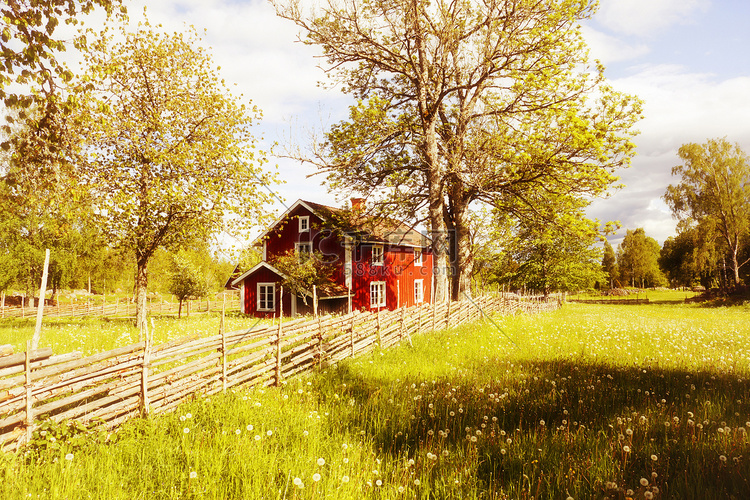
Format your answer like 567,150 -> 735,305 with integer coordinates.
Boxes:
230,261 -> 286,287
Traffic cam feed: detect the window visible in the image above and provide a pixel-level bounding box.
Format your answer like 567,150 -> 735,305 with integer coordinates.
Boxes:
413,249 -> 423,266
371,245 -> 384,266
299,215 -> 309,232
414,280 -> 424,303
257,283 -> 275,311
295,242 -> 312,262
370,281 -> 386,308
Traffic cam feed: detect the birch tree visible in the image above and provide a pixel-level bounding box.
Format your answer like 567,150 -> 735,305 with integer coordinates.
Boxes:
664,138 -> 750,286
72,20 -> 275,334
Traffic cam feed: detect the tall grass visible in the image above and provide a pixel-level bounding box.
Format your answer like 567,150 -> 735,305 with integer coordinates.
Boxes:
2,301 -> 749,499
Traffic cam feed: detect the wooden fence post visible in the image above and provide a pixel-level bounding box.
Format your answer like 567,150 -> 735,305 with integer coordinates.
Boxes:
446,300 -> 452,329
376,308 -> 382,347
141,321 -> 153,416
220,304 -> 227,393
350,313 -> 356,357
316,316 -> 324,367
25,340 -> 33,443
275,287 -> 283,387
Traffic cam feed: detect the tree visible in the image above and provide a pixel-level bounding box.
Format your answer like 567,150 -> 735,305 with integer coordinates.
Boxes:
659,220 -> 721,289
664,138 -> 750,286
270,251 -> 337,305
169,253 -> 210,318
601,240 -> 618,288
616,228 -> 666,288
276,0 -> 642,300
71,20 -> 275,335
502,213 -> 606,296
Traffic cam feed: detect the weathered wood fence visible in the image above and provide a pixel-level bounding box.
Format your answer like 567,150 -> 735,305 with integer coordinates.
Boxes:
0,296 -> 241,320
0,294 -> 558,450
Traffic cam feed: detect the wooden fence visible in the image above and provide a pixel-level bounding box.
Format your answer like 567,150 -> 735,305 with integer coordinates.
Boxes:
0,296 -> 241,320
0,294 -> 558,450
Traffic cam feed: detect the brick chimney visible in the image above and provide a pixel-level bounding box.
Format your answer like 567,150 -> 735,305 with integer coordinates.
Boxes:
351,197 -> 365,211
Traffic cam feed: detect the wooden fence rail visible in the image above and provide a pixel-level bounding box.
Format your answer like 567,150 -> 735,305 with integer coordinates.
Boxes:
0,297 -> 241,320
0,293 -> 558,450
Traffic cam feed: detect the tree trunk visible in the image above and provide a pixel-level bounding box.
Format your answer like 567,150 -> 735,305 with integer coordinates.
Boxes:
178,299 -> 183,319
450,198 -> 474,301
135,259 -> 149,341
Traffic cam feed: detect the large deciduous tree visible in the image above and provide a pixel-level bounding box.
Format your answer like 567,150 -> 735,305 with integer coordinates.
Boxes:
616,228 -> 666,289
71,20 -> 275,335
664,138 -> 750,286
275,0 -> 642,301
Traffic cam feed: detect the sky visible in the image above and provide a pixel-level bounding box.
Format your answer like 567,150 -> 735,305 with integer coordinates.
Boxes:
65,0 -> 750,248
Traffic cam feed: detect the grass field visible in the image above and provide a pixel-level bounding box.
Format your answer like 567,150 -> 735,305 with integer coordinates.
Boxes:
2,297 -> 749,499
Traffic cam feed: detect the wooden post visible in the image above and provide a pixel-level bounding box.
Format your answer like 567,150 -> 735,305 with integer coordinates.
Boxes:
25,340 -> 33,443
313,285 -> 318,319
417,302 -> 423,334
141,322 -> 152,416
399,306 -> 405,341
347,283 -> 352,314
220,303 -> 227,393
316,316 -> 324,367
376,308 -> 382,347
32,249 -> 50,351
275,287 -> 283,386
350,313 -> 356,357
1,291 -> 4,318
446,300 -> 452,329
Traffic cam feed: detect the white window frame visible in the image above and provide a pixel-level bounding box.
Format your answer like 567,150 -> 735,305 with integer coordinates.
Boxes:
371,245 -> 384,266
413,249 -> 423,266
295,242 -> 312,259
414,279 -> 424,303
257,282 -> 276,312
370,281 -> 386,308
299,215 -> 310,232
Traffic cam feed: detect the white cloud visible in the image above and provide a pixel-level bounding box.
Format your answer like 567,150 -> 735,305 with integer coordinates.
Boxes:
595,0 -> 710,37
580,25 -> 650,64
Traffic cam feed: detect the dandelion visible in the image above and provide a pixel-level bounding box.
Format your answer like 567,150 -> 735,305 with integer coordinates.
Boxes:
651,454 -> 658,461
266,430 -> 273,436
500,449 -> 506,455
623,445 -> 631,453
375,479 -> 382,487
246,424 -> 253,431
254,435 -> 261,441
235,429 -> 241,435
341,475 -> 350,483
414,479 -> 421,486
186,413 -> 192,419
317,458 -> 326,466
720,455 -> 727,462
470,436 -> 477,443
644,492 -> 653,499
342,443 -> 348,450
189,471 -> 197,479
183,427 -> 190,434
407,459 -> 415,467
312,473 -> 321,482
293,477 -> 304,489
442,450 -> 449,457
64,453 -> 74,461
302,430 -> 309,437
640,478 -> 649,487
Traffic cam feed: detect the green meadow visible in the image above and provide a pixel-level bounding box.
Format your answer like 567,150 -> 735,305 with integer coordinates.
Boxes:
2,297 -> 749,499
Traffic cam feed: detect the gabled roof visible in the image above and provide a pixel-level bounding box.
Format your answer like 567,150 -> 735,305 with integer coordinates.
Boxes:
231,261 -> 286,286
252,199 -> 431,248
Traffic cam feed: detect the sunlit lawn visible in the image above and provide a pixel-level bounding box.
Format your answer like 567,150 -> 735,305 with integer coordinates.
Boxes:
2,299 -> 749,499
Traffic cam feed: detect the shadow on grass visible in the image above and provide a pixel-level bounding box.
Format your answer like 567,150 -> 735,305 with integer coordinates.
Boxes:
325,356 -> 750,499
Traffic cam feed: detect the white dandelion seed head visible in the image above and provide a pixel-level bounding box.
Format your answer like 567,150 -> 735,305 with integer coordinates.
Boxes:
317,458 -> 325,466
312,473 -> 321,482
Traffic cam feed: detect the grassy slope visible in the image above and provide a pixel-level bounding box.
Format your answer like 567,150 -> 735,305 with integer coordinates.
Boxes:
2,298 -> 749,499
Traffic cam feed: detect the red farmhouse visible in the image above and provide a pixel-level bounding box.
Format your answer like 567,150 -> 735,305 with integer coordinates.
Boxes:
232,199 -> 433,318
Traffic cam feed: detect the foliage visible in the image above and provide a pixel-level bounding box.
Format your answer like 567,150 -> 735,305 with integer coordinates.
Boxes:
70,18 -> 274,333
664,138 -> 750,286
617,228 -> 667,288
270,250 -> 337,302
502,215 -> 606,295
601,240 -> 618,288
659,221 -> 721,289
169,252 -> 210,318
